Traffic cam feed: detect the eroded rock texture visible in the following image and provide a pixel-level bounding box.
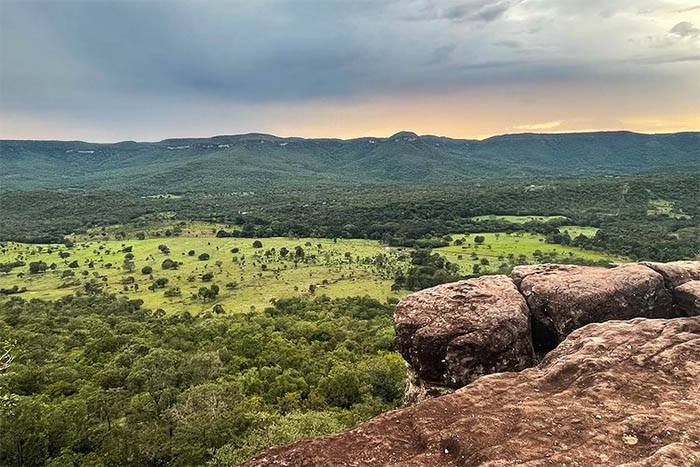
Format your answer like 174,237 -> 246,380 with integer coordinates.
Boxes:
513,263 -> 674,350
245,317 -> 700,467
394,275 -> 534,389
640,261 -> 700,288
676,280 -> 700,316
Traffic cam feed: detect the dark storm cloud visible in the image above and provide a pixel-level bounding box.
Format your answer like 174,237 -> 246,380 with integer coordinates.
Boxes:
1,0 -> 698,140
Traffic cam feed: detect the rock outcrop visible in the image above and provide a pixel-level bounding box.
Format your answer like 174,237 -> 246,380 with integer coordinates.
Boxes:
246,261 -> 700,466
513,263 -> 674,350
640,260 -> 700,288
394,275 -> 534,390
676,280 -> 700,316
245,317 -> 700,466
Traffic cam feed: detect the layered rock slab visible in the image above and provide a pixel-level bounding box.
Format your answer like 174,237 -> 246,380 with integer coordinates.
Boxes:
512,263 -> 674,349
640,261 -> 700,288
394,275 -> 534,389
245,317 -> 700,467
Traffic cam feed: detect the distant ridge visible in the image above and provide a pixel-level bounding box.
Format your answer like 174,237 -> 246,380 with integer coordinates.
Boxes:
1,130 -> 698,193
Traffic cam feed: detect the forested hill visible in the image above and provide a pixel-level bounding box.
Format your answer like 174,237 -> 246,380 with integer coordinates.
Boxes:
1,130 -> 698,193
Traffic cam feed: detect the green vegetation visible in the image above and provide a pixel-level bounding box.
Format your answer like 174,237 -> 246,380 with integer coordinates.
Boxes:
0,138 -> 698,466
646,199 -> 690,219
2,132 -> 698,192
438,232 -> 623,276
0,294 -> 403,466
558,225 -> 599,238
469,215 -> 568,224
0,235 -> 407,314
2,172 -> 697,261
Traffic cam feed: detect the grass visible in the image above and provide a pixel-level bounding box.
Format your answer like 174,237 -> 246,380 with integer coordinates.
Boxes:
439,232 -> 624,275
647,199 -> 690,219
1,223 -> 626,313
558,225 -> 599,238
0,234 -> 408,314
469,215 -> 568,224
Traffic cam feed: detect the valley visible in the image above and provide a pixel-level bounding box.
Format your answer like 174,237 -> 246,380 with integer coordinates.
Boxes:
0,222 -> 621,314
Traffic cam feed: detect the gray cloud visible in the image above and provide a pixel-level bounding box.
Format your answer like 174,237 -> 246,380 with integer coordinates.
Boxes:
442,1 -> 520,22
493,40 -> 523,48
670,21 -> 700,37
1,0 -> 698,140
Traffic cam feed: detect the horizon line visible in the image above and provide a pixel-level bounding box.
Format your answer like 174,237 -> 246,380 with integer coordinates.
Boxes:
2,128 -> 699,145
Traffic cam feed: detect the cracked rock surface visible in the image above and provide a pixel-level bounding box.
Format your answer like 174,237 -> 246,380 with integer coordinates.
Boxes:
394,275 -> 534,389
513,263 -> 675,350
245,317 -> 700,467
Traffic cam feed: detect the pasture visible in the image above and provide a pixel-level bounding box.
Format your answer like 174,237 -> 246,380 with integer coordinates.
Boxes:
1,223 -> 624,314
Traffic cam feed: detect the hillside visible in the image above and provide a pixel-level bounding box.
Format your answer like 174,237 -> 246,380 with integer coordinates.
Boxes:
1,131 -> 698,193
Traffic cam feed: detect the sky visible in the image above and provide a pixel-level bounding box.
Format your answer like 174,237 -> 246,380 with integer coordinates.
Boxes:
1,0 -> 699,142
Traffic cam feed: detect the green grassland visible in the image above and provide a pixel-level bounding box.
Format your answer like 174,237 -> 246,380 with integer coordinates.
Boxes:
1,224 -> 626,313
469,214 -> 568,224
439,232 -> 623,275
558,225 -> 599,238
0,236 -> 408,314
647,199 -> 691,220
72,220 -> 236,242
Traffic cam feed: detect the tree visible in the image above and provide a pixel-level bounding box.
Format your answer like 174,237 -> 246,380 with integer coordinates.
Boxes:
474,235 -> 485,244
188,250 -> 196,256
252,240 -> 263,249
141,266 -> 153,275
28,261 -> 48,274
197,284 -> 220,301
158,244 -> 170,254
162,258 -> 178,270
279,247 -> 289,257
198,253 -> 210,261
122,259 -> 136,272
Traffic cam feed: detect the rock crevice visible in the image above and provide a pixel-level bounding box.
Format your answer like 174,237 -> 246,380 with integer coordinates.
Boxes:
398,261 -> 700,403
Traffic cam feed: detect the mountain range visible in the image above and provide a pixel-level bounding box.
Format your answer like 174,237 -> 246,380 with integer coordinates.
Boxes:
1,130 -> 698,193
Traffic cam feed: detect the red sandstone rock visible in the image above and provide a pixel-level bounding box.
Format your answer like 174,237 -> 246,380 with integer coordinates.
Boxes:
512,263 -> 674,349
676,280 -> 700,316
394,275 -> 533,389
245,317 -> 700,467
640,260 -> 700,288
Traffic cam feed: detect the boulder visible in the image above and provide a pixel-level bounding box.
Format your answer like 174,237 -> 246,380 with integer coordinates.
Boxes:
394,275 -> 533,389
513,263 -> 674,350
245,317 -> 700,467
640,260 -> 700,288
675,280 -> 700,316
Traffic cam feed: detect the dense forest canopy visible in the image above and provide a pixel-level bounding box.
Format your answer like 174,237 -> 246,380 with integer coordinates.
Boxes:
0,132 -> 698,466
2,172 -> 698,261
1,131 -> 698,192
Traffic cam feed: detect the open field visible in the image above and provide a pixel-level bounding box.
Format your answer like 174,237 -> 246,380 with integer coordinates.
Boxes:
469,214 -> 568,224
0,235 -> 407,314
558,225 -> 599,238
647,199 -> 691,220
1,224 -> 627,313
439,232 -> 624,275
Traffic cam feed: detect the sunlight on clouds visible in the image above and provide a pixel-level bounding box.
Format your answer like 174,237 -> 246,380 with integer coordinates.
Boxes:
513,121 -> 563,130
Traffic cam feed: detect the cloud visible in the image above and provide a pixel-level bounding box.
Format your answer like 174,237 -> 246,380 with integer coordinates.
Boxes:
442,1 -> 521,22
669,21 -> 700,37
492,40 -> 523,48
625,54 -> 700,65
513,120 -> 563,130
1,0 -> 698,140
